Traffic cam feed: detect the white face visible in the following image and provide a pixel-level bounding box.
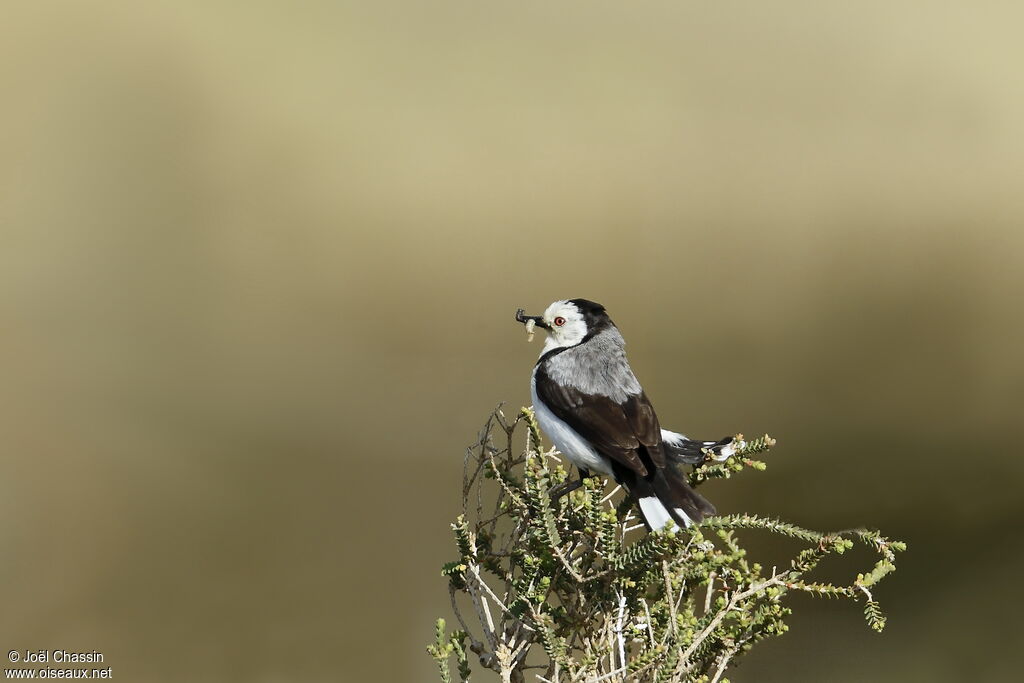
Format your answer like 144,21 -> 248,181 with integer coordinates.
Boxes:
540,300 -> 588,353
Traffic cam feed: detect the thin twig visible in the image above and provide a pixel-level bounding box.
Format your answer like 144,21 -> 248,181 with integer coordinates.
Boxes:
677,575 -> 786,674
662,561 -> 678,641
589,667 -> 627,682
615,592 -> 627,672
704,572 -> 717,614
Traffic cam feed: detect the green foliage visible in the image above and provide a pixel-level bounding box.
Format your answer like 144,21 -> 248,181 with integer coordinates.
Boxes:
429,407 -> 906,681
428,618 -> 471,683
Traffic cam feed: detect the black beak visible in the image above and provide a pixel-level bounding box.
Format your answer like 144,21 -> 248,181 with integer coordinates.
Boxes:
515,308 -> 550,330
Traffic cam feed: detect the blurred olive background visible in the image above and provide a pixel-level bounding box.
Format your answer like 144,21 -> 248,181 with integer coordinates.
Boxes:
2,1 -> 1022,681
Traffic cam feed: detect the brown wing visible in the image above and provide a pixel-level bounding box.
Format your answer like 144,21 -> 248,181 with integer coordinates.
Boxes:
535,365 -> 664,477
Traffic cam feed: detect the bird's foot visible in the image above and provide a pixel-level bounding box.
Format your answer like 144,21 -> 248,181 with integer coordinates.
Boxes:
548,478 -> 585,504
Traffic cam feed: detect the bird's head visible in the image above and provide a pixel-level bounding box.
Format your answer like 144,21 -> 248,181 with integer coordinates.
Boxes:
515,299 -> 612,352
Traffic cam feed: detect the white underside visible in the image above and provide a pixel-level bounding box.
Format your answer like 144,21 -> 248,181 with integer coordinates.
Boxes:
660,429 -> 689,445
531,370 -> 613,476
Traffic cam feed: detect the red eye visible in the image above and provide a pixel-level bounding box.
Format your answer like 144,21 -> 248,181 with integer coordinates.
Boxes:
554,316 -> 566,327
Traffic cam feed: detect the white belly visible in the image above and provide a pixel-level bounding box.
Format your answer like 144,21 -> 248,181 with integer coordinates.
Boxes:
530,372 -> 613,476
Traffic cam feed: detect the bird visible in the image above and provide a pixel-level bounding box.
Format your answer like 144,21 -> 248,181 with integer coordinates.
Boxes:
515,299 -> 736,531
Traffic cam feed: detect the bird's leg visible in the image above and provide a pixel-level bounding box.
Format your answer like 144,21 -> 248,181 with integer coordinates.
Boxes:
549,468 -> 591,504
615,490 -> 638,522
548,478 -> 584,503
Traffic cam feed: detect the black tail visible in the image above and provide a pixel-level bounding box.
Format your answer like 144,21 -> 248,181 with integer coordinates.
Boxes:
626,465 -> 716,531
662,432 -> 735,465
